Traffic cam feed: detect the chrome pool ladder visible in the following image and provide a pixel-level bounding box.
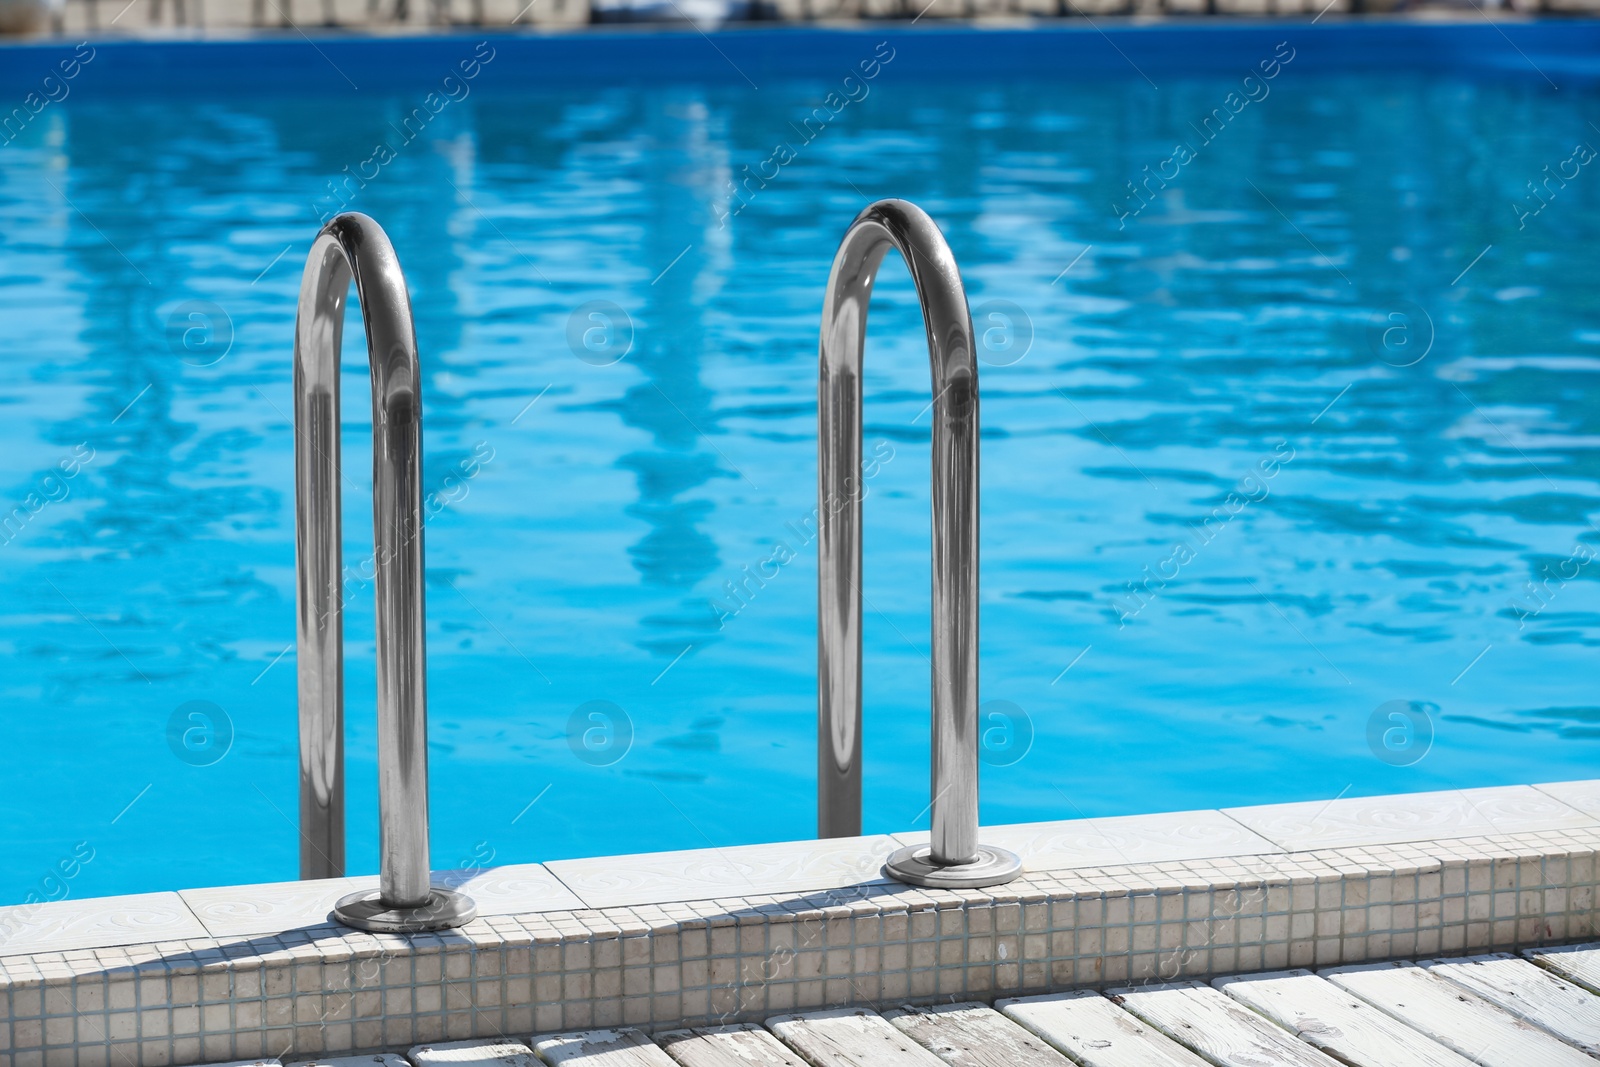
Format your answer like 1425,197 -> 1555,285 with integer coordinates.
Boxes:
817,198 -> 1022,889
293,212 -> 474,932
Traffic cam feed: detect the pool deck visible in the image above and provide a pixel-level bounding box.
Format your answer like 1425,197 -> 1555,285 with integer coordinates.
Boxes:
4,779 -> 1600,1066
21,0 -> 1478,40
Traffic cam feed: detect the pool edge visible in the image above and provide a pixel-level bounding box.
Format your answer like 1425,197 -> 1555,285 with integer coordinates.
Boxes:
3,779 -> 1598,1065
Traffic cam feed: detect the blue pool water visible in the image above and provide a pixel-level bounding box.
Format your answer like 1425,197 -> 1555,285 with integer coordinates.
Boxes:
3,24 -> 1600,904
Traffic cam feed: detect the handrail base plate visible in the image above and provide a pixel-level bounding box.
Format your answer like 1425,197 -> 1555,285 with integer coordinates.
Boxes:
883,843 -> 1023,889
331,887 -> 476,933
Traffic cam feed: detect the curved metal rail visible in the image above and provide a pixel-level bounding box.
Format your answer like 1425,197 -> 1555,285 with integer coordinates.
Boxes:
816,198 -> 1022,889
293,212 -> 473,932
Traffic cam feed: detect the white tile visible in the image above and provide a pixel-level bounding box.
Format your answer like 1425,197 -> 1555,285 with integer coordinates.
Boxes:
433,862 -> 584,916
1532,780 -> 1600,821
546,835 -> 898,908
1223,785 -> 1592,851
0,891 -> 208,957
287,1058 -> 407,1067
182,862 -> 582,939
892,809 -> 1279,871
181,877 -> 374,939
408,1039 -> 538,1067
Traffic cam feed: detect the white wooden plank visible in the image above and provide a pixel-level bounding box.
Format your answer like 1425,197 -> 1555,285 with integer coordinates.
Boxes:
1525,941 -> 1600,994
1109,980 -> 1344,1067
656,1022 -> 809,1067
288,1058 -> 410,1067
409,1041 -> 539,1067
1324,960 -> 1595,1067
1426,952 -> 1600,1055
766,1008 -> 947,1067
883,1001 -> 1075,1067
533,1028 -> 677,1066
1215,969 -> 1477,1067
998,989 -> 1212,1067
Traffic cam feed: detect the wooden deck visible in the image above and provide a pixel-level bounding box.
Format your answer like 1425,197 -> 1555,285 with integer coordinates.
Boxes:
380,941 -> 1600,1067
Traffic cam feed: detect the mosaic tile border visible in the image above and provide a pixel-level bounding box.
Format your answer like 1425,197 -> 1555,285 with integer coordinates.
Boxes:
2,783 -> 1598,1066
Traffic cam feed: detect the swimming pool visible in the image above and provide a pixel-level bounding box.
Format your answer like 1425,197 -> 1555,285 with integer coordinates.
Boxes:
3,21 -> 1600,905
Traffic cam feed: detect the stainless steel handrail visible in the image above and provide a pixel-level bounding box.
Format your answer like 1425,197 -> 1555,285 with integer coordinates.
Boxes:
817,198 -> 1022,889
294,212 -> 474,933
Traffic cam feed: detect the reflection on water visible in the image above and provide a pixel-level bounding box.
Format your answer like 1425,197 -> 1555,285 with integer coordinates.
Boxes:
614,132 -> 723,639
1,67 -> 1599,901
